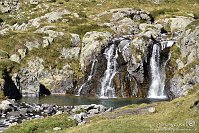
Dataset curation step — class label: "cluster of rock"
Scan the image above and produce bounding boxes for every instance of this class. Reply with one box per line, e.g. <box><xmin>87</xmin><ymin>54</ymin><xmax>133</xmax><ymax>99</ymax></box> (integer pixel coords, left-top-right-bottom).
<box><xmin>71</xmin><ymin>104</ymin><xmax>113</xmax><ymax>125</ymax></box>
<box><xmin>92</xmin><ymin>8</ymin><xmax>152</xmax><ymax>35</ymax></box>
<box><xmin>0</xmin><ymin>99</ymin><xmax>112</xmax><ymax>131</ymax></box>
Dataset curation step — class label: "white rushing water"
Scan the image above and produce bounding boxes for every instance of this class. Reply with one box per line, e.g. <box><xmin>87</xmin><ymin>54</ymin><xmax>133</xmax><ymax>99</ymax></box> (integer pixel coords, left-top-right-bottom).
<box><xmin>100</xmin><ymin>44</ymin><xmax>118</xmax><ymax>98</ymax></box>
<box><xmin>77</xmin><ymin>59</ymin><xmax>97</xmax><ymax>96</ymax></box>
<box><xmin>148</xmin><ymin>44</ymin><xmax>167</xmax><ymax>99</ymax></box>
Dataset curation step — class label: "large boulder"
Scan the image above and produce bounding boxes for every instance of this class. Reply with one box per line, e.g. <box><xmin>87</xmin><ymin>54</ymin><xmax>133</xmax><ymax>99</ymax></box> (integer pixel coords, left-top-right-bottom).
<box><xmin>70</xmin><ymin>33</ymin><xmax>81</xmax><ymax>47</ymax></box>
<box><xmin>180</xmin><ymin>27</ymin><xmax>199</xmax><ymax>65</ymax></box>
<box><xmin>17</xmin><ymin>57</ymin><xmax>45</xmax><ymax>96</ymax></box>
<box><xmin>80</xmin><ymin>31</ymin><xmax>112</xmax><ymax>71</ymax></box>
<box><xmin>0</xmin><ymin>100</ymin><xmax>15</xmax><ymax>113</ymax></box>
<box><xmin>111</xmin><ymin>17</ymin><xmax>139</xmax><ymax>35</ymax></box>
<box><xmin>24</xmin><ymin>41</ymin><xmax>41</xmax><ymax>51</ymax></box>
<box><xmin>60</xmin><ymin>47</ymin><xmax>80</xmax><ymax>60</ymax></box>
<box><xmin>9</xmin><ymin>54</ymin><xmax>20</xmax><ymax>63</ymax></box>
<box><xmin>160</xmin><ymin>16</ymin><xmax>193</xmax><ymax>33</ymax></box>
<box><xmin>42</xmin><ymin>9</ymin><xmax>71</xmax><ymax>23</ymax></box>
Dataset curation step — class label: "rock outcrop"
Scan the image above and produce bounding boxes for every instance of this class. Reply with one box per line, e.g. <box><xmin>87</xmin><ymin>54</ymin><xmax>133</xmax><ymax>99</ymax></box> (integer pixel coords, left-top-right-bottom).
<box><xmin>169</xmin><ymin>26</ymin><xmax>199</xmax><ymax>98</ymax></box>
<box><xmin>0</xmin><ymin>0</ymin><xmax>20</xmax><ymax>13</ymax></box>
<box><xmin>80</xmin><ymin>31</ymin><xmax>112</xmax><ymax>71</ymax></box>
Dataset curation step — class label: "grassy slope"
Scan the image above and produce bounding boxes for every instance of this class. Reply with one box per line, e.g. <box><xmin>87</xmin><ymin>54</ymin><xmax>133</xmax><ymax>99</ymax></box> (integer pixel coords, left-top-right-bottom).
<box><xmin>59</xmin><ymin>93</ymin><xmax>199</xmax><ymax>133</ymax></box>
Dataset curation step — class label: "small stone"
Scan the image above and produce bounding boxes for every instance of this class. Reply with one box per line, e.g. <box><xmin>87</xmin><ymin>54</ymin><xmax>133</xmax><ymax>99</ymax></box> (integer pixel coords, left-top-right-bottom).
<box><xmin>88</xmin><ymin>109</ymin><xmax>99</xmax><ymax>115</ymax></box>
<box><xmin>73</xmin><ymin>114</ymin><xmax>82</xmax><ymax>123</ymax></box>
<box><xmin>106</xmin><ymin>107</ymin><xmax>113</xmax><ymax>112</ymax></box>
<box><xmin>9</xmin><ymin>122</ymin><xmax>18</xmax><ymax>127</ymax></box>
<box><xmin>9</xmin><ymin>54</ymin><xmax>21</xmax><ymax>63</ymax></box>
<box><xmin>53</xmin><ymin>127</ymin><xmax>62</xmax><ymax>131</ymax></box>
<box><xmin>30</xmin><ymin>0</ymin><xmax>39</xmax><ymax>5</ymax></box>
<box><xmin>55</xmin><ymin>111</ymin><xmax>63</xmax><ymax>115</ymax></box>
<box><xmin>148</xmin><ymin>107</ymin><xmax>156</xmax><ymax>113</ymax></box>
<box><xmin>78</xmin><ymin>121</ymin><xmax>86</xmax><ymax>126</ymax></box>
<box><xmin>70</xmin><ymin>33</ymin><xmax>80</xmax><ymax>47</ymax></box>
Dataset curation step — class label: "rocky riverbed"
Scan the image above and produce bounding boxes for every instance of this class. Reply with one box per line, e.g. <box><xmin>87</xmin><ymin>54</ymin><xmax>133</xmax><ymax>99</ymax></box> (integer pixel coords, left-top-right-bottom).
<box><xmin>0</xmin><ymin>99</ymin><xmax>113</xmax><ymax>132</ymax></box>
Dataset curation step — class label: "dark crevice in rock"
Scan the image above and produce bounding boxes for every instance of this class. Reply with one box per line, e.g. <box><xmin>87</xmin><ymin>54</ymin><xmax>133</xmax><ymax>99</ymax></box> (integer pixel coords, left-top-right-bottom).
<box><xmin>39</xmin><ymin>84</ymin><xmax>51</xmax><ymax>96</ymax></box>
<box><xmin>2</xmin><ymin>70</ymin><xmax>22</xmax><ymax>100</ymax></box>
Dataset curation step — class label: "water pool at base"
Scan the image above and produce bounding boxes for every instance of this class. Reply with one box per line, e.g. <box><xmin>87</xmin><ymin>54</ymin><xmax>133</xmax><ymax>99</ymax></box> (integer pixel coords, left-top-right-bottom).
<box><xmin>18</xmin><ymin>95</ymin><xmax>168</xmax><ymax>109</ymax></box>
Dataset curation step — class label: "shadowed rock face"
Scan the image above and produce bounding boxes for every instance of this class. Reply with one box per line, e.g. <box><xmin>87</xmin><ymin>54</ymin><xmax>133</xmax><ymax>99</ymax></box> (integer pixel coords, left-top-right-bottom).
<box><xmin>2</xmin><ymin>70</ymin><xmax>22</xmax><ymax>100</ymax></box>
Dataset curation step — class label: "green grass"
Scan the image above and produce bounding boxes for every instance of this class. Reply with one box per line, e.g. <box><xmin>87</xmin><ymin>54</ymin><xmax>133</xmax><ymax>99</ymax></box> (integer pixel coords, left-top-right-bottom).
<box><xmin>0</xmin><ymin>31</ymin><xmax>43</xmax><ymax>55</ymax></box>
<box><xmin>57</xmin><ymin>93</ymin><xmax>199</xmax><ymax>133</ymax></box>
<box><xmin>3</xmin><ymin>114</ymin><xmax>77</xmax><ymax>133</ymax></box>
<box><xmin>69</xmin><ymin>23</ymin><xmax>112</xmax><ymax>38</ymax></box>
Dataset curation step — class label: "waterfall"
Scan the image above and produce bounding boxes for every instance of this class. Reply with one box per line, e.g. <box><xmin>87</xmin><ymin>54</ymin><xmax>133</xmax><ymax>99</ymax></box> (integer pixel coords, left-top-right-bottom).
<box><xmin>148</xmin><ymin>44</ymin><xmax>167</xmax><ymax>99</ymax></box>
<box><xmin>100</xmin><ymin>44</ymin><xmax>118</xmax><ymax>98</ymax></box>
<box><xmin>77</xmin><ymin>59</ymin><xmax>97</xmax><ymax>96</ymax></box>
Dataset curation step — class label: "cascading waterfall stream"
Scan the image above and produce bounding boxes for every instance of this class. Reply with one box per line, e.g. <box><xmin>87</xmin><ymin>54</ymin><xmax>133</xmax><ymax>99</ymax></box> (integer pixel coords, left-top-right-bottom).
<box><xmin>100</xmin><ymin>44</ymin><xmax>118</xmax><ymax>98</ymax></box>
<box><xmin>77</xmin><ymin>59</ymin><xmax>97</xmax><ymax>96</ymax></box>
<box><xmin>148</xmin><ymin>44</ymin><xmax>167</xmax><ymax>99</ymax></box>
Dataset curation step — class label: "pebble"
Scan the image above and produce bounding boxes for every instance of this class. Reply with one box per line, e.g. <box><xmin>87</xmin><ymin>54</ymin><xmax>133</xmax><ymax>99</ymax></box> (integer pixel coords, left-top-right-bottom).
<box><xmin>53</xmin><ymin>127</ymin><xmax>62</xmax><ymax>131</ymax></box>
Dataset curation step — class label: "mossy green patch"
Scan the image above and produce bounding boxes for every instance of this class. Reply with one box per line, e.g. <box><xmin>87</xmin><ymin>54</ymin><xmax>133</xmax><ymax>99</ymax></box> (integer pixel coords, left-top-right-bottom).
<box><xmin>169</xmin><ymin>44</ymin><xmax>181</xmax><ymax>70</ymax></box>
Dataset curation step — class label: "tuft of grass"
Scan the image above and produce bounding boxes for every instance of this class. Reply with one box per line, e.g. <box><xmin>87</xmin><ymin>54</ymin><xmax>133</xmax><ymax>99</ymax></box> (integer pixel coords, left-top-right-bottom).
<box><xmin>69</xmin><ymin>23</ymin><xmax>112</xmax><ymax>38</ymax></box>
<box><xmin>150</xmin><ymin>8</ymin><xmax>179</xmax><ymax>19</ymax></box>
<box><xmin>0</xmin><ymin>90</ymin><xmax>6</xmax><ymax>101</ymax></box>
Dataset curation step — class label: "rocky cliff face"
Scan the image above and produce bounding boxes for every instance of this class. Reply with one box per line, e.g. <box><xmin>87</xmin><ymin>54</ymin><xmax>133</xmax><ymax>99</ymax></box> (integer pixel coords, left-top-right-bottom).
<box><xmin>0</xmin><ymin>0</ymin><xmax>198</xmax><ymax>99</ymax></box>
